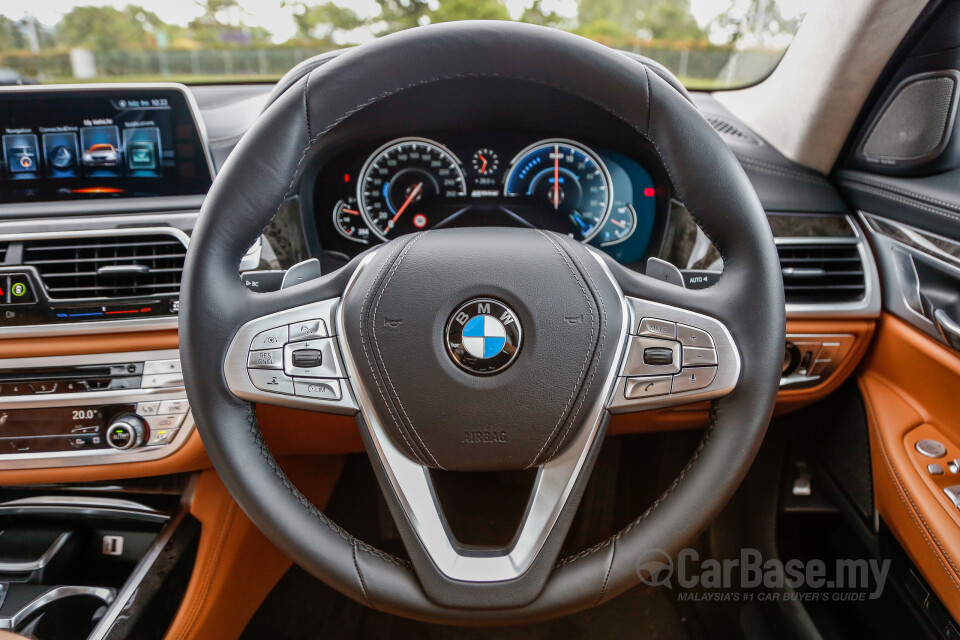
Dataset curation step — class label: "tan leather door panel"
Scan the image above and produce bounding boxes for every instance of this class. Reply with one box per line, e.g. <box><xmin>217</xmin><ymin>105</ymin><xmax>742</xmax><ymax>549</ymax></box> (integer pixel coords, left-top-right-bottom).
<box><xmin>860</xmin><ymin>313</ymin><xmax>960</xmax><ymax>620</ymax></box>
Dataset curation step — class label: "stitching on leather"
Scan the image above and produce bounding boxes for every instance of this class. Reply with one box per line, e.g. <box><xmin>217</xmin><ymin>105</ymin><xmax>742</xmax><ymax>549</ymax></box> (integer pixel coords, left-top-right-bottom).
<box><xmin>170</xmin><ymin>497</ymin><xmax>237</xmax><ymax>640</ymax></box>
<box><xmin>842</xmin><ymin>173</ymin><xmax>960</xmax><ymax>214</ymax></box>
<box><xmin>352</xmin><ymin>540</ymin><xmax>373</xmax><ymax>606</ymax></box>
<box><xmin>862</xmin><ymin>381</ymin><xmax>960</xmax><ymax>590</ymax></box>
<box><xmin>356</xmin><ymin>237</ymin><xmax>430</xmax><ymax>465</ymax></box>
<box><xmin>643</xmin><ymin>65</ymin><xmax>652</xmax><ymax>136</ymax></box>
<box><xmin>527</xmin><ymin>231</ymin><xmax>598</xmax><ymax>468</ymax></box>
<box><xmin>734</xmin><ymin>155</ymin><xmax>831</xmax><ymax>186</ymax></box>
<box><xmin>595</xmin><ymin>537</ymin><xmax>616</xmax><ymax>606</ymax></box>
<box><xmin>840</xmin><ymin>180</ymin><xmax>960</xmax><ymax>225</ymax></box>
<box><xmin>303</xmin><ymin>73</ymin><xmax>312</xmax><ymax>139</ymax></box>
<box><xmin>546</xmin><ymin>235</ymin><xmax>608</xmax><ymax>459</ymax></box>
<box><xmin>556</xmin><ymin>403</ymin><xmax>718</xmax><ymax>566</ymax></box>
<box><xmin>243</xmin><ymin>403</ymin><xmax>411</xmax><ymax>569</ymax></box>
<box><xmin>370</xmin><ymin>231</ymin><xmax>444</xmax><ymax>468</ymax></box>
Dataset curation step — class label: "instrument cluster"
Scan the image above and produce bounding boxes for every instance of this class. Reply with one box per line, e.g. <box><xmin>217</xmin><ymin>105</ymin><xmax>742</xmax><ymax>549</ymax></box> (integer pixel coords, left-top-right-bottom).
<box><xmin>309</xmin><ymin>133</ymin><xmax>668</xmax><ymax>268</ymax></box>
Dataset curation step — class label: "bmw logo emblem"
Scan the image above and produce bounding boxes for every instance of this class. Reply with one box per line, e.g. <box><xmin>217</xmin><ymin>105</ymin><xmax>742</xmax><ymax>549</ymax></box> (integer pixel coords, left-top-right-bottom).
<box><xmin>446</xmin><ymin>298</ymin><xmax>522</xmax><ymax>375</ymax></box>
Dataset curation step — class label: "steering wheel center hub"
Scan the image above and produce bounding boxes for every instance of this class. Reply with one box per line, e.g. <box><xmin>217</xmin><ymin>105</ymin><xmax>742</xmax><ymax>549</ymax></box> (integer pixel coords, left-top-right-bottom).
<box><xmin>340</xmin><ymin>227</ymin><xmax>624</xmax><ymax>472</ymax></box>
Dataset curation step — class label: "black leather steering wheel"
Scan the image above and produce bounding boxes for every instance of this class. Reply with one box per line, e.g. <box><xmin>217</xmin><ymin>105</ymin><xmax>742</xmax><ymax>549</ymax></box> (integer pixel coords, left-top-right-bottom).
<box><xmin>181</xmin><ymin>21</ymin><xmax>784</xmax><ymax>625</ymax></box>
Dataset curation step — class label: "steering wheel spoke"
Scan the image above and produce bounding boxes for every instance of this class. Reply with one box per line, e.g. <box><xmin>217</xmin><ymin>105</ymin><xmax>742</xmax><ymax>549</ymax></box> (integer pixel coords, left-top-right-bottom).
<box><xmin>223</xmin><ymin>296</ymin><xmax>359</xmax><ymax>414</ymax></box>
<box><xmin>607</xmin><ymin>295</ymin><xmax>741</xmax><ymax>413</ymax></box>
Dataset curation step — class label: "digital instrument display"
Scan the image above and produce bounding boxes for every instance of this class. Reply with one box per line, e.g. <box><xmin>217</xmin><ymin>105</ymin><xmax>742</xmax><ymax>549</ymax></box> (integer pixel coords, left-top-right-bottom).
<box><xmin>0</xmin><ymin>85</ymin><xmax>213</xmax><ymax>203</ymax></box>
<box><xmin>314</xmin><ymin>132</ymin><xmax>664</xmax><ymax>267</ymax></box>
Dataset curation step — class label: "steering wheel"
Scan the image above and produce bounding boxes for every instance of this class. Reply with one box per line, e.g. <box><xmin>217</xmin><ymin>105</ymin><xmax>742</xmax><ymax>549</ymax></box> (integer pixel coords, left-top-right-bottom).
<box><xmin>181</xmin><ymin>21</ymin><xmax>784</xmax><ymax>625</ymax></box>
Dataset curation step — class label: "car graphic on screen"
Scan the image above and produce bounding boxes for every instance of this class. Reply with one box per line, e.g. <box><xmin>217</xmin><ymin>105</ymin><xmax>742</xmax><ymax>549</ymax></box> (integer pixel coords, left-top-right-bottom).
<box><xmin>81</xmin><ymin>143</ymin><xmax>120</xmax><ymax>167</ymax></box>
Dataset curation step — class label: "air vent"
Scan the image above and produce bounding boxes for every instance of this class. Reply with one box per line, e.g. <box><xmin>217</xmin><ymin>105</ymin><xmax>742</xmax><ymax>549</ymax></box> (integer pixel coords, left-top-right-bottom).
<box><xmin>707</xmin><ymin>116</ymin><xmax>760</xmax><ymax>144</ymax></box>
<box><xmin>778</xmin><ymin>243</ymin><xmax>866</xmax><ymax>304</ymax></box>
<box><xmin>22</xmin><ymin>233</ymin><xmax>186</xmax><ymax>300</ymax></box>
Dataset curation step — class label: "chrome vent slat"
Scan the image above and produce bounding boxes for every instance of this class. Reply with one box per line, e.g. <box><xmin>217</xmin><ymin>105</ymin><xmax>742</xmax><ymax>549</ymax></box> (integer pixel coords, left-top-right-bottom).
<box><xmin>26</xmin><ymin>253</ymin><xmax>185</xmax><ymax>266</ymax></box>
<box><xmin>777</xmin><ymin>243</ymin><xmax>866</xmax><ymax>304</ymax></box>
<box><xmin>23</xmin><ymin>233</ymin><xmax>186</xmax><ymax>300</ymax></box>
<box><xmin>23</xmin><ymin>240</ymin><xmax>180</xmax><ymax>252</ymax></box>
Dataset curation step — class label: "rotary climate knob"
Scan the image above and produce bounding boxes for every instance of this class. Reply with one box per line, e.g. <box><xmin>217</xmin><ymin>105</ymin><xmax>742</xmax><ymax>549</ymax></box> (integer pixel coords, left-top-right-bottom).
<box><xmin>106</xmin><ymin>414</ymin><xmax>146</xmax><ymax>450</ymax></box>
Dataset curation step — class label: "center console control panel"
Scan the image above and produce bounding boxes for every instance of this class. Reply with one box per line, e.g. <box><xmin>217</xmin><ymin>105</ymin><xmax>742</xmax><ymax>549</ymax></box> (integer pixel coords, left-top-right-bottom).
<box><xmin>0</xmin><ymin>350</ymin><xmax>193</xmax><ymax>468</ymax></box>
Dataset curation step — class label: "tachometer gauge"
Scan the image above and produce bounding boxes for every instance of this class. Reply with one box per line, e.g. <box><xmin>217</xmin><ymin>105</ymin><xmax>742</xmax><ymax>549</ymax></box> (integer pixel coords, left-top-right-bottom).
<box><xmin>333</xmin><ymin>197</ymin><xmax>372</xmax><ymax>244</ymax></box>
<box><xmin>595</xmin><ymin>203</ymin><xmax>637</xmax><ymax>246</ymax></box>
<box><xmin>503</xmin><ymin>139</ymin><xmax>612</xmax><ymax>242</ymax></box>
<box><xmin>358</xmin><ymin>137</ymin><xmax>466</xmax><ymax>241</ymax></box>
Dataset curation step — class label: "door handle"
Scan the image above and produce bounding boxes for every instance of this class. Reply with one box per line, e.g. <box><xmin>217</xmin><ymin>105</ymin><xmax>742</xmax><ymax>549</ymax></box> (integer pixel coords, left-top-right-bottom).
<box><xmin>934</xmin><ymin>308</ymin><xmax>960</xmax><ymax>352</ymax></box>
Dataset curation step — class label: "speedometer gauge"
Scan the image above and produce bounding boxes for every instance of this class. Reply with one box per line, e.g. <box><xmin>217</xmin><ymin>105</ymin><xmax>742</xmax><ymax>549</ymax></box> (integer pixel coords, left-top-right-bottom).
<box><xmin>503</xmin><ymin>139</ymin><xmax>613</xmax><ymax>242</ymax></box>
<box><xmin>358</xmin><ymin>137</ymin><xmax>466</xmax><ymax>241</ymax></box>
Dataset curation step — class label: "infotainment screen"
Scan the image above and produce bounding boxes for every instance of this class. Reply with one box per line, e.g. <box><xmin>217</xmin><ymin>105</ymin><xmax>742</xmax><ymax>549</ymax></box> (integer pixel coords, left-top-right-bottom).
<box><xmin>0</xmin><ymin>85</ymin><xmax>213</xmax><ymax>203</ymax></box>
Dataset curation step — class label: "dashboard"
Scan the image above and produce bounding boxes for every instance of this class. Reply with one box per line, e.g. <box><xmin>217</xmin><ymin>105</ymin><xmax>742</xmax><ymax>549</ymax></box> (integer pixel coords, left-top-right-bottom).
<box><xmin>0</xmin><ymin>79</ymin><xmax>881</xmax><ymax>476</ymax></box>
<box><xmin>308</xmin><ymin>133</ymin><xmax>669</xmax><ymax>269</ymax></box>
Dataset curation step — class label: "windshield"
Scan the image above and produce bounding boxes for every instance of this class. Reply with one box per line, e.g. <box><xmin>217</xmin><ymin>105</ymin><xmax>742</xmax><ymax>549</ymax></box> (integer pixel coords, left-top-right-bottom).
<box><xmin>0</xmin><ymin>0</ymin><xmax>805</xmax><ymax>89</ymax></box>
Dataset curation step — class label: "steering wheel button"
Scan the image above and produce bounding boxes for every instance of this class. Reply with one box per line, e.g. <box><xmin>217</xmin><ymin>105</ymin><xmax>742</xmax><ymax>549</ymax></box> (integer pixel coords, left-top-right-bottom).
<box><xmin>248</xmin><ymin>369</ymin><xmax>294</xmax><ymax>395</ymax></box>
<box><xmin>294</xmin><ymin>378</ymin><xmax>342</xmax><ymax>401</ymax></box>
<box><xmin>637</xmin><ymin>318</ymin><xmax>676</xmax><ymax>339</ymax></box>
<box><xmin>642</xmin><ymin>347</ymin><xmax>674</xmax><ymax>366</ymax></box>
<box><xmin>672</xmin><ymin>366</ymin><xmax>717</xmax><ymax>393</ymax></box>
<box><xmin>624</xmin><ymin>376</ymin><xmax>672</xmax><ymax>399</ymax></box>
<box><xmin>621</xmin><ymin>336</ymin><xmax>680</xmax><ymax>376</ymax></box>
<box><xmin>288</xmin><ymin>319</ymin><xmax>327</xmax><ymax>341</ymax></box>
<box><xmin>283</xmin><ymin>338</ymin><xmax>344</xmax><ymax>378</ymax></box>
<box><xmin>248</xmin><ymin>349</ymin><xmax>283</xmax><ymax>369</ymax></box>
<box><xmin>251</xmin><ymin>326</ymin><xmax>288</xmax><ymax>350</ymax></box>
<box><xmin>291</xmin><ymin>349</ymin><xmax>323</xmax><ymax>368</ymax></box>
<box><xmin>677</xmin><ymin>324</ymin><xmax>714</xmax><ymax>348</ymax></box>
<box><xmin>681</xmin><ymin>346</ymin><xmax>718</xmax><ymax>367</ymax></box>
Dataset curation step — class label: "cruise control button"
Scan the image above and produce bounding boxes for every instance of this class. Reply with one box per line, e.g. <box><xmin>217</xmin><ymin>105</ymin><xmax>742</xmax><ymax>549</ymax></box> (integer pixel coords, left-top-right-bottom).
<box><xmin>624</xmin><ymin>376</ymin><xmax>672</xmax><ymax>399</ymax></box>
<box><xmin>622</xmin><ymin>336</ymin><xmax>681</xmax><ymax>376</ymax></box>
<box><xmin>158</xmin><ymin>399</ymin><xmax>189</xmax><ymax>415</ymax></box>
<box><xmin>294</xmin><ymin>378</ymin><xmax>342</xmax><ymax>400</ymax></box>
<box><xmin>251</xmin><ymin>326</ymin><xmax>288</xmax><ymax>351</ymax></box>
<box><xmin>288</xmin><ymin>319</ymin><xmax>328</xmax><ymax>342</ymax></box>
<box><xmin>682</xmin><ymin>346</ymin><xmax>717</xmax><ymax>367</ymax></box>
<box><xmin>916</xmin><ymin>439</ymin><xmax>947</xmax><ymax>458</ymax></box>
<box><xmin>291</xmin><ymin>349</ymin><xmax>322</xmax><ymax>368</ymax></box>
<box><xmin>677</xmin><ymin>324</ymin><xmax>714</xmax><ymax>348</ymax></box>
<box><xmin>637</xmin><ymin>318</ymin><xmax>676</xmax><ymax>340</ymax></box>
<box><xmin>248</xmin><ymin>369</ymin><xmax>294</xmax><ymax>395</ymax></box>
<box><xmin>283</xmin><ymin>339</ymin><xmax>344</xmax><ymax>378</ymax></box>
<box><xmin>672</xmin><ymin>366</ymin><xmax>717</xmax><ymax>393</ymax></box>
<box><xmin>247</xmin><ymin>349</ymin><xmax>283</xmax><ymax>369</ymax></box>
<box><xmin>643</xmin><ymin>347</ymin><xmax>674</xmax><ymax>366</ymax></box>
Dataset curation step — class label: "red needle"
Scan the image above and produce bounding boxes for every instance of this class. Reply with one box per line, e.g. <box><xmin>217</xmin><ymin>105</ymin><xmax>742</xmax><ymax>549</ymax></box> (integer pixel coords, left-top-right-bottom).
<box><xmin>479</xmin><ymin>154</ymin><xmax>488</xmax><ymax>173</ymax></box>
<box><xmin>552</xmin><ymin>145</ymin><xmax>560</xmax><ymax>210</ymax></box>
<box><xmin>392</xmin><ymin>182</ymin><xmax>423</xmax><ymax>225</ymax></box>
<box><xmin>342</xmin><ymin>208</ymin><xmax>360</xmax><ymax>215</ymax></box>
<box><xmin>610</xmin><ymin>218</ymin><xmax>626</xmax><ymax>229</ymax></box>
